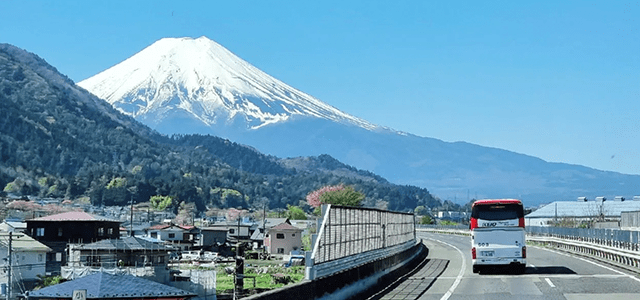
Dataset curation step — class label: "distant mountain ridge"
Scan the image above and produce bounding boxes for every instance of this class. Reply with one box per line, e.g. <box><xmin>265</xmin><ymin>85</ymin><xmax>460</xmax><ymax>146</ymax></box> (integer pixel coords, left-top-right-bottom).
<box><xmin>78</xmin><ymin>37</ymin><xmax>640</xmax><ymax>205</ymax></box>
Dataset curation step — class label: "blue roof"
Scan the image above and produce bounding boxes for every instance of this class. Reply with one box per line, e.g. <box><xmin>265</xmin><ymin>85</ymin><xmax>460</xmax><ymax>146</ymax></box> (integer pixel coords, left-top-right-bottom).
<box><xmin>26</xmin><ymin>272</ymin><xmax>195</xmax><ymax>299</ymax></box>
<box><xmin>526</xmin><ymin>200</ymin><xmax>640</xmax><ymax>218</ymax></box>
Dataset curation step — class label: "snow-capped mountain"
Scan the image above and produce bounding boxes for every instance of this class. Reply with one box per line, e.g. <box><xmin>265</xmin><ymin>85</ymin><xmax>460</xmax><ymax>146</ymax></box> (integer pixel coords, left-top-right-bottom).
<box><xmin>78</xmin><ymin>36</ymin><xmax>377</xmax><ymax>132</ymax></box>
<box><xmin>79</xmin><ymin>36</ymin><xmax>640</xmax><ymax>205</ymax></box>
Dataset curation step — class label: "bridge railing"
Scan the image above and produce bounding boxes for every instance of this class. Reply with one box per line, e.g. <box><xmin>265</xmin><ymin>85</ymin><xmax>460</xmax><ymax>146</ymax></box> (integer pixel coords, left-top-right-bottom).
<box><xmin>307</xmin><ymin>205</ymin><xmax>416</xmax><ymax>279</ymax></box>
<box><xmin>526</xmin><ymin>226</ymin><xmax>640</xmax><ymax>251</ymax></box>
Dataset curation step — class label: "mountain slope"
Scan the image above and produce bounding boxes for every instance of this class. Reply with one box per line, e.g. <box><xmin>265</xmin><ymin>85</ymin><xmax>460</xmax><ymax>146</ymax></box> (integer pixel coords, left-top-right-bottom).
<box><xmin>78</xmin><ymin>37</ymin><xmax>640</xmax><ymax>205</ymax></box>
<box><xmin>0</xmin><ymin>43</ymin><xmax>438</xmax><ymax>211</ymax></box>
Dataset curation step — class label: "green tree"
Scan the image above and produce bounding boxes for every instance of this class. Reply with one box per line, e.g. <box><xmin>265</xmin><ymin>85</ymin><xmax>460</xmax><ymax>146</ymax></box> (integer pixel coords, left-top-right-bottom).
<box><xmin>414</xmin><ymin>206</ymin><xmax>428</xmax><ymax>216</ymax></box>
<box><xmin>150</xmin><ymin>195</ymin><xmax>173</xmax><ymax>211</ymax></box>
<box><xmin>285</xmin><ymin>205</ymin><xmax>307</xmax><ymax>220</ymax></box>
<box><xmin>106</xmin><ymin>177</ymin><xmax>127</xmax><ymax>189</ymax></box>
<box><xmin>35</xmin><ymin>275</ymin><xmax>66</xmax><ymax>289</ymax></box>
<box><xmin>420</xmin><ymin>215</ymin><xmax>434</xmax><ymax>225</ymax></box>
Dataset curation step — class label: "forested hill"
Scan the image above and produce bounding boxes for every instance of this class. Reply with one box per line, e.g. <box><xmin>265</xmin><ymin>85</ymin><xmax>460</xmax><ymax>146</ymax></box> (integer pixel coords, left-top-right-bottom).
<box><xmin>0</xmin><ymin>43</ymin><xmax>440</xmax><ymax>212</ymax></box>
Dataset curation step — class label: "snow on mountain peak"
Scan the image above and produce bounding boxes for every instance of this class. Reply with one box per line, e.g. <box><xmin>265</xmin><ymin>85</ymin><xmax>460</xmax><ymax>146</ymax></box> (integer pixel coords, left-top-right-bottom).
<box><xmin>78</xmin><ymin>36</ymin><xmax>377</xmax><ymax>131</ymax></box>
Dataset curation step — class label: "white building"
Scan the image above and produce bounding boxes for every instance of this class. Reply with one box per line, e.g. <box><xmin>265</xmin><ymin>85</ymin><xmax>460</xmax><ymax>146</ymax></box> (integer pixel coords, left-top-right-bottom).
<box><xmin>0</xmin><ymin>232</ymin><xmax>51</xmax><ymax>296</ymax></box>
<box><xmin>525</xmin><ymin>198</ymin><xmax>640</xmax><ymax>227</ymax></box>
<box><xmin>265</xmin><ymin>222</ymin><xmax>303</xmax><ymax>255</ymax></box>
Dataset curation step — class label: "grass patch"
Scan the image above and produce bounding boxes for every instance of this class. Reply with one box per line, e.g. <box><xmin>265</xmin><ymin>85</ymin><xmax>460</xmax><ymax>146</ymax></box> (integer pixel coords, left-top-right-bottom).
<box><xmin>216</xmin><ymin>263</ymin><xmax>305</xmax><ymax>295</ymax></box>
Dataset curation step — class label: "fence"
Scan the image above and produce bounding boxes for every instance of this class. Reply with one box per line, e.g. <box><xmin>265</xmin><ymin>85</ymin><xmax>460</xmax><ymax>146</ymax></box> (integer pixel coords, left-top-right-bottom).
<box><xmin>526</xmin><ymin>226</ymin><xmax>640</xmax><ymax>251</ymax></box>
<box><xmin>308</xmin><ymin>205</ymin><xmax>416</xmax><ymax>279</ymax></box>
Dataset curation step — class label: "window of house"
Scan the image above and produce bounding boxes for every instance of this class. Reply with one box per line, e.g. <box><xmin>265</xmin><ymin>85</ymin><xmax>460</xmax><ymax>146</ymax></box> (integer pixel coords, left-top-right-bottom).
<box><xmin>276</xmin><ymin>233</ymin><xmax>285</xmax><ymax>239</ymax></box>
<box><xmin>38</xmin><ymin>254</ymin><xmax>43</xmax><ymax>262</ymax></box>
<box><xmin>56</xmin><ymin>253</ymin><xmax>62</xmax><ymax>262</ymax></box>
<box><xmin>98</xmin><ymin>227</ymin><xmax>104</xmax><ymax>236</ymax></box>
<box><xmin>58</xmin><ymin>228</ymin><xmax>63</xmax><ymax>237</ymax></box>
<box><xmin>292</xmin><ymin>233</ymin><xmax>296</xmax><ymax>237</ymax></box>
<box><xmin>151</xmin><ymin>232</ymin><xmax>157</xmax><ymax>238</ymax></box>
<box><xmin>108</xmin><ymin>228</ymin><xmax>113</xmax><ymax>235</ymax></box>
<box><xmin>277</xmin><ymin>248</ymin><xmax>285</xmax><ymax>254</ymax></box>
<box><xmin>36</xmin><ymin>228</ymin><xmax>45</xmax><ymax>237</ymax></box>
<box><xmin>168</xmin><ymin>233</ymin><xmax>176</xmax><ymax>239</ymax></box>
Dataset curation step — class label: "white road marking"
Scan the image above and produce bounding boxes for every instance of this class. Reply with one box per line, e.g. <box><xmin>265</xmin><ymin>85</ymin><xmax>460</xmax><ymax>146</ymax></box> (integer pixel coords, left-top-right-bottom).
<box><xmin>545</xmin><ymin>277</ymin><xmax>555</xmax><ymax>287</ymax></box>
<box><xmin>531</xmin><ymin>245</ymin><xmax>640</xmax><ymax>284</ymax></box>
<box><xmin>424</xmin><ymin>237</ymin><xmax>466</xmax><ymax>300</ymax></box>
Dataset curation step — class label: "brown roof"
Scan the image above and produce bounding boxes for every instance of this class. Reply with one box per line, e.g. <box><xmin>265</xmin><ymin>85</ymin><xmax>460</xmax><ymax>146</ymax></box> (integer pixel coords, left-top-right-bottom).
<box><xmin>270</xmin><ymin>222</ymin><xmax>302</xmax><ymax>231</ymax></box>
<box><xmin>148</xmin><ymin>223</ymin><xmax>193</xmax><ymax>231</ymax></box>
<box><xmin>29</xmin><ymin>211</ymin><xmax>118</xmax><ymax>222</ymax></box>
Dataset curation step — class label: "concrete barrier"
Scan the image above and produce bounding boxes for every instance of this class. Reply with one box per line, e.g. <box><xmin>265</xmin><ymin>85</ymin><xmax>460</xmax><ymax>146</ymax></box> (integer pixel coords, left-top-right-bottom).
<box><xmin>242</xmin><ymin>241</ymin><xmax>426</xmax><ymax>300</ymax></box>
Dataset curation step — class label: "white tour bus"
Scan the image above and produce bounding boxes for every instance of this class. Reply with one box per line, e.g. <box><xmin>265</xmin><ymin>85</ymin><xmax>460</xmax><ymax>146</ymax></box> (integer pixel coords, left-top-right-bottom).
<box><xmin>470</xmin><ymin>199</ymin><xmax>526</xmax><ymax>274</ymax></box>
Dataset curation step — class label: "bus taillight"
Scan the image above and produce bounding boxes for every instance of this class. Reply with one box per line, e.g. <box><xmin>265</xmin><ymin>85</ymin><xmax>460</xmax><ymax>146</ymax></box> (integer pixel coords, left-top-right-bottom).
<box><xmin>470</xmin><ymin>217</ymin><xmax>478</xmax><ymax>230</ymax></box>
<box><xmin>471</xmin><ymin>247</ymin><xmax>477</xmax><ymax>259</ymax></box>
<box><xmin>519</xmin><ymin>217</ymin><xmax>525</xmax><ymax>228</ymax></box>
<box><xmin>522</xmin><ymin>246</ymin><xmax>526</xmax><ymax>258</ymax></box>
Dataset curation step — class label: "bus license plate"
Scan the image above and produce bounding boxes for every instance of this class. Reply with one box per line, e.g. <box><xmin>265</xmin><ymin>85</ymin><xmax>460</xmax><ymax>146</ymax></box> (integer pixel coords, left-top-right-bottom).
<box><xmin>481</xmin><ymin>251</ymin><xmax>494</xmax><ymax>257</ymax></box>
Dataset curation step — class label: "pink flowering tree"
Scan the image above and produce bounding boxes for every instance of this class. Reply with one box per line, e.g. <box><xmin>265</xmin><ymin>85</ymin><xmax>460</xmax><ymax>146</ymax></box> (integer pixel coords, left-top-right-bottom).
<box><xmin>306</xmin><ymin>185</ymin><xmax>365</xmax><ymax>215</ymax></box>
<box><xmin>226</xmin><ymin>207</ymin><xmax>245</xmax><ymax>221</ymax></box>
<box><xmin>306</xmin><ymin>185</ymin><xmax>345</xmax><ymax>208</ymax></box>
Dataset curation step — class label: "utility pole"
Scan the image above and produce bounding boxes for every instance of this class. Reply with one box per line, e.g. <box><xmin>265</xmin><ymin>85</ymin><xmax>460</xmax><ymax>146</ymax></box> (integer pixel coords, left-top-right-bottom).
<box><xmin>6</xmin><ymin>232</ymin><xmax>12</xmax><ymax>300</ymax></box>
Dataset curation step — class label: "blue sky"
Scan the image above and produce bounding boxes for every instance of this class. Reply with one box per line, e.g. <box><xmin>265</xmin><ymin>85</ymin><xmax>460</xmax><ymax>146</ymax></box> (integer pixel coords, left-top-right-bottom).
<box><xmin>2</xmin><ymin>1</ymin><xmax>639</xmax><ymax>175</ymax></box>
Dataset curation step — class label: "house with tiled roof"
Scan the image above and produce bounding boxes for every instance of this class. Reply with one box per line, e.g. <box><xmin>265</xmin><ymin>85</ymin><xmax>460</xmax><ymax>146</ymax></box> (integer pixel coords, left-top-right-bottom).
<box><xmin>26</xmin><ymin>211</ymin><xmax>120</xmax><ymax>275</ymax></box>
<box><xmin>250</xmin><ymin>218</ymin><xmax>291</xmax><ymax>250</ymax></box>
<box><xmin>24</xmin><ymin>272</ymin><xmax>196</xmax><ymax>300</ymax></box>
<box><xmin>146</xmin><ymin>223</ymin><xmax>198</xmax><ymax>250</ymax></box>
<box><xmin>0</xmin><ymin>232</ymin><xmax>51</xmax><ymax>296</ymax></box>
<box><xmin>264</xmin><ymin>222</ymin><xmax>303</xmax><ymax>255</ymax></box>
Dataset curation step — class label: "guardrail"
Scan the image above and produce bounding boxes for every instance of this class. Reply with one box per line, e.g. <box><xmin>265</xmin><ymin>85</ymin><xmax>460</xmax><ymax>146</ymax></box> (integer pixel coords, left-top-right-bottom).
<box><xmin>527</xmin><ymin>236</ymin><xmax>640</xmax><ymax>271</ymax></box>
<box><xmin>307</xmin><ymin>205</ymin><xmax>416</xmax><ymax>280</ymax></box>
<box><xmin>527</xmin><ymin>226</ymin><xmax>640</xmax><ymax>252</ymax></box>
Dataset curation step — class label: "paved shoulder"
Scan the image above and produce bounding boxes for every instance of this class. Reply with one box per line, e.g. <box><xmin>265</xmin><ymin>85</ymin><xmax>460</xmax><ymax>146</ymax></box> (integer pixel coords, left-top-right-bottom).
<box><xmin>375</xmin><ymin>258</ymin><xmax>449</xmax><ymax>300</ymax></box>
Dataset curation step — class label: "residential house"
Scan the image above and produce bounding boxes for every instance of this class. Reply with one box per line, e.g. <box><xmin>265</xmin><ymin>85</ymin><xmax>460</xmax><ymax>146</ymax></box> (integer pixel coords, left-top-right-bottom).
<box><xmin>146</xmin><ymin>223</ymin><xmax>198</xmax><ymax>250</ymax></box>
<box><xmin>264</xmin><ymin>222</ymin><xmax>303</xmax><ymax>255</ymax></box>
<box><xmin>251</xmin><ymin>218</ymin><xmax>290</xmax><ymax>250</ymax></box>
<box><xmin>0</xmin><ymin>220</ymin><xmax>27</xmax><ymax>233</ymax></box>
<box><xmin>118</xmin><ymin>222</ymin><xmax>152</xmax><ymax>237</ymax></box>
<box><xmin>206</xmin><ymin>222</ymin><xmax>251</xmax><ymax>242</ymax></box>
<box><xmin>197</xmin><ymin>227</ymin><xmax>228</xmax><ymax>249</ymax></box>
<box><xmin>0</xmin><ymin>232</ymin><xmax>51</xmax><ymax>297</ymax></box>
<box><xmin>26</xmin><ymin>211</ymin><xmax>120</xmax><ymax>275</ymax></box>
<box><xmin>24</xmin><ymin>272</ymin><xmax>196</xmax><ymax>300</ymax></box>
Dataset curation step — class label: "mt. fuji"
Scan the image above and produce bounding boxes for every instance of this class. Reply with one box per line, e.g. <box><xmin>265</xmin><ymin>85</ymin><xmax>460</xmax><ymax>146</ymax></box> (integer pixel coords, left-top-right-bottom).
<box><xmin>79</xmin><ymin>36</ymin><xmax>640</xmax><ymax>205</ymax></box>
<box><xmin>78</xmin><ymin>36</ymin><xmax>378</xmax><ymax>133</ymax></box>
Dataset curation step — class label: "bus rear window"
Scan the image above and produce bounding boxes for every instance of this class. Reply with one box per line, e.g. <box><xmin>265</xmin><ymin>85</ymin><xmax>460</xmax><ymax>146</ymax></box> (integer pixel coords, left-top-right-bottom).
<box><xmin>472</xmin><ymin>203</ymin><xmax>524</xmax><ymax>220</ymax></box>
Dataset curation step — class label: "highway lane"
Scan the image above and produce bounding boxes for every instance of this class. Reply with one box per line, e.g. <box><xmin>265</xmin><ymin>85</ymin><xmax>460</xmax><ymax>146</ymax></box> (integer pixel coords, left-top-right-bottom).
<box><xmin>415</xmin><ymin>231</ymin><xmax>640</xmax><ymax>300</ymax></box>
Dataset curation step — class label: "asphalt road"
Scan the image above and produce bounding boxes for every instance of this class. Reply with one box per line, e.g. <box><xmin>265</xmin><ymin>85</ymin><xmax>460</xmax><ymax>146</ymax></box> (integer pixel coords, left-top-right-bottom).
<box><xmin>409</xmin><ymin>231</ymin><xmax>640</xmax><ymax>300</ymax></box>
